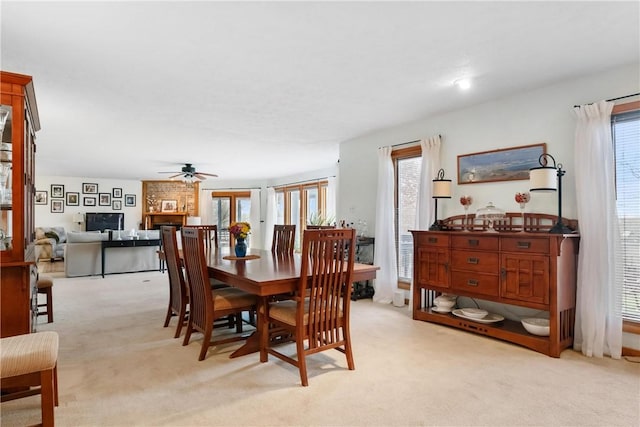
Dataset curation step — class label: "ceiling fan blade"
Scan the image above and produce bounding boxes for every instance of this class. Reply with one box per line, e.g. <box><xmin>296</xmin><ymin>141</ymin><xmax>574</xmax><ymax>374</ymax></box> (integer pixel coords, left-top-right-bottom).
<box><xmin>195</xmin><ymin>172</ymin><xmax>218</xmax><ymax>178</ymax></box>
<box><xmin>168</xmin><ymin>173</ymin><xmax>183</xmax><ymax>179</ymax></box>
<box><xmin>158</xmin><ymin>171</ymin><xmax>181</xmax><ymax>174</ymax></box>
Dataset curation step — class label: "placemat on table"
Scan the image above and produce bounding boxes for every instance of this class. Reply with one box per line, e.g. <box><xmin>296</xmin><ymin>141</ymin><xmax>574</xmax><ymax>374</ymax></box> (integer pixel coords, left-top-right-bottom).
<box><xmin>223</xmin><ymin>254</ymin><xmax>261</xmax><ymax>260</ymax></box>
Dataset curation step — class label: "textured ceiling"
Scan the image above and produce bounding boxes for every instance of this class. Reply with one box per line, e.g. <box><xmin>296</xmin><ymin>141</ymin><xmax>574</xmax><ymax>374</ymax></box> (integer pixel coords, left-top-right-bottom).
<box><xmin>1</xmin><ymin>1</ymin><xmax>638</xmax><ymax>181</ymax></box>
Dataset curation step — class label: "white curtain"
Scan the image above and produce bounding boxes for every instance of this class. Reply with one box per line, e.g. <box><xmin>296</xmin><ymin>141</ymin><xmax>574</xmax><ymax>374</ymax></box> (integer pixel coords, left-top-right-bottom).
<box><xmin>373</xmin><ymin>147</ymin><xmax>398</xmax><ymax>304</ymax></box>
<box><xmin>409</xmin><ymin>135</ymin><xmax>442</xmax><ymax>309</ymax></box>
<box><xmin>573</xmin><ymin>100</ymin><xmax>622</xmax><ymax>359</ymax></box>
<box><xmin>249</xmin><ymin>189</ymin><xmax>262</xmax><ymax>249</ymax></box>
<box><xmin>264</xmin><ymin>187</ymin><xmax>276</xmax><ymax>250</ymax></box>
<box><xmin>326</xmin><ymin>176</ymin><xmax>337</xmax><ymax>224</ymax></box>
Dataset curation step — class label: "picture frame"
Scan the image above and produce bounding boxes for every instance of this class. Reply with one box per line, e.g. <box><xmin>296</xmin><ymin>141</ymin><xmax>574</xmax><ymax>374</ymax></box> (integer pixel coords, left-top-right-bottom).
<box><xmin>83</xmin><ymin>197</ymin><xmax>96</xmax><ymax>207</ymax></box>
<box><xmin>457</xmin><ymin>143</ymin><xmax>546</xmax><ymax>184</ymax></box>
<box><xmin>51</xmin><ymin>199</ymin><xmax>64</xmax><ymax>213</ymax></box>
<box><xmin>66</xmin><ymin>192</ymin><xmax>80</xmax><ymax>206</ymax></box>
<box><xmin>124</xmin><ymin>194</ymin><xmax>136</xmax><ymax>207</ymax></box>
<box><xmin>112</xmin><ymin>187</ymin><xmax>122</xmax><ymax>198</ymax></box>
<box><xmin>51</xmin><ymin>184</ymin><xmax>64</xmax><ymax>199</ymax></box>
<box><xmin>161</xmin><ymin>199</ymin><xmax>178</xmax><ymax>212</ymax></box>
<box><xmin>112</xmin><ymin>200</ymin><xmax>122</xmax><ymax>210</ymax></box>
<box><xmin>99</xmin><ymin>193</ymin><xmax>111</xmax><ymax>206</ymax></box>
<box><xmin>82</xmin><ymin>183</ymin><xmax>98</xmax><ymax>194</ymax></box>
<box><xmin>35</xmin><ymin>190</ymin><xmax>48</xmax><ymax>205</ymax></box>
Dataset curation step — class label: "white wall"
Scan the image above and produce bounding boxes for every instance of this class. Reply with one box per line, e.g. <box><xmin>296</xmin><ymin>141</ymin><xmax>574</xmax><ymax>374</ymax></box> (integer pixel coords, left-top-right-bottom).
<box><xmin>338</xmin><ymin>63</ymin><xmax>640</xmax><ymax>232</ymax></box>
<box><xmin>35</xmin><ymin>176</ymin><xmax>142</xmax><ymax>231</ymax></box>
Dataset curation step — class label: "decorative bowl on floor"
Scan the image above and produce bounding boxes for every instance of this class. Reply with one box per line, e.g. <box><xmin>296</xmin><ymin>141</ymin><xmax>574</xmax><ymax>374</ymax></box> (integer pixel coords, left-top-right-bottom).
<box><xmin>521</xmin><ymin>318</ymin><xmax>550</xmax><ymax>336</ymax></box>
<box><xmin>460</xmin><ymin>308</ymin><xmax>488</xmax><ymax>319</ymax></box>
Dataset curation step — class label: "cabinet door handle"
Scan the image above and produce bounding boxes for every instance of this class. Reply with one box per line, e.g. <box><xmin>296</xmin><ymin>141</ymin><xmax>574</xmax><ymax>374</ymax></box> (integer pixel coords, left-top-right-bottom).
<box><xmin>444</xmin><ymin>262</ymin><xmax>449</xmax><ymax>272</ymax></box>
<box><xmin>501</xmin><ymin>268</ymin><xmax>506</xmax><ymax>279</ymax></box>
<box><xmin>428</xmin><ymin>237</ymin><xmax>438</xmax><ymax>244</ymax></box>
<box><xmin>517</xmin><ymin>241</ymin><xmax>531</xmax><ymax>249</ymax></box>
<box><xmin>467</xmin><ymin>257</ymin><xmax>479</xmax><ymax>265</ymax></box>
<box><xmin>467</xmin><ymin>279</ymin><xmax>479</xmax><ymax>287</ymax></box>
<box><xmin>468</xmin><ymin>239</ymin><xmax>479</xmax><ymax>247</ymax></box>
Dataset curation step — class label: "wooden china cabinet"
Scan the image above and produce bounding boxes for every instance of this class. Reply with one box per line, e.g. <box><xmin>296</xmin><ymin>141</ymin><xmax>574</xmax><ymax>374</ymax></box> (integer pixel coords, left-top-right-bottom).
<box><xmin>411</xmin><ymin>213</ymin><xmax>579</xmax><ymax>357</ymax></box>
<box><xmin>0</xmin><ymin>71</ymin><xmax>41</xmax><ymax>338</ymax></box>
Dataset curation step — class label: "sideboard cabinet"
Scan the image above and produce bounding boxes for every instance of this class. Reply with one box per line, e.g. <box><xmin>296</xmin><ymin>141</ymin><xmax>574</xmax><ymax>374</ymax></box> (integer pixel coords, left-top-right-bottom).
<box><xmin>411</xmin><ymin>228</ymin><xmax>579</xmax><ymax>357</ymax></box>
<box><xmin>0</xmin><ymin>71</ymin><xmax>41</xmax><ymax>338</ymax></box>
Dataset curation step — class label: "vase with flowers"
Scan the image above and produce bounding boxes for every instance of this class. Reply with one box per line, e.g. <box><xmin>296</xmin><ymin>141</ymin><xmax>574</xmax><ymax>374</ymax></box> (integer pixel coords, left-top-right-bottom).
<box><xmin>515</xmin><ymin>192</ymin><xmax>530</xmax><ymax>232</ymax></box>
<box><xmin>229</xmin><ymin>221</ymin><xmax>251</xmax><ymax>257</ymax></box>
<box><xmin>459</xmin><ymin>195</ymin><xmax>473</xmax><ymax>231</ymax></box>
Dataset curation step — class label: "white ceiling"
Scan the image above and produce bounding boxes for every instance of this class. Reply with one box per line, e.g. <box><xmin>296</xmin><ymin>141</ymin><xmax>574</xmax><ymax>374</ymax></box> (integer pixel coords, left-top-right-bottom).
<box><xmin>2</xmin><ymin>1</ymin><xmax>639</xmax><ymax>182</ymax></box>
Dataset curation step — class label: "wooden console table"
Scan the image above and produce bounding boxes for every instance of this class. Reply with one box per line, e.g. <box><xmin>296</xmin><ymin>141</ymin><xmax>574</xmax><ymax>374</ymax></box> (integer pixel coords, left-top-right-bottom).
<box><xmin>101</xmin><ymin>238</ymin><xmax>161</xmax><ymax>277</ymax></box>
<box><xmin>411</xmin><ymin>213</ymin><xmax>579</xmax><ymax>357</ymax></box>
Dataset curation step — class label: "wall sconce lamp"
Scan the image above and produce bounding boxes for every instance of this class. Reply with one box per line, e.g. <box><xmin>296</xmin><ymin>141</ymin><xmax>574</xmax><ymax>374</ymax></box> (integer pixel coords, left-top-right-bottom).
<box><xmin>429</xmin><ymin>168</ymin><xmax>452</xmax><ymax>231</ymax></box>
<box><xmin>529</xmin><ymin>153</ymin><xmax>572</xmax><ymax>234</ymax></box>
<box><xmin>72</xmin><ymin>212</ymin><xmax>84</xmax><ymax>232</ymax></box>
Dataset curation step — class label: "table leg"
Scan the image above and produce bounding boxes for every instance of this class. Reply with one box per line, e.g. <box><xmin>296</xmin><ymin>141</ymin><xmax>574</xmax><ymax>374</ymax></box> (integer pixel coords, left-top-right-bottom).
<box><xmin>229</xmin><ymin>296</ymin><xmax>267</xmax><ymax>359</ymax></box>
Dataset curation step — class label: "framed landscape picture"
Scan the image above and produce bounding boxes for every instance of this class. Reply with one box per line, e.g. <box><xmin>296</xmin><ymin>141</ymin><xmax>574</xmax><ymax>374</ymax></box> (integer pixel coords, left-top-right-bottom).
<box><xmin>51</xmin><ymin>199</ymin><xmax>64</xmax><ymax>213</ymax></box>
<box><xmin>51</xmin><ymin>184</ymin><xmax>64</xmax><ymax>199</ymax></box>
<box><xmin>99</xmin><ymin>193</ymin><xmax>111</xmax><ymax>206</ymax></box>
<box><xmin>35</xmin><ymin>190</ymin><xmax>48</xmax><ymax>205</ymax></box>
<box><xmin>82</xmin><ymin>183</ymin><xmax>98</xmax><ymax>194</ymax></box>
<box><xmin>66</xmin><ymin>192</ymin><xmax>80</xmax><ymax>206</ymax></box>
<box><xmin>83</xmin><ymin>197</ymin><xmax>96</xmax><ymax>207</ymax></box>
<box><xmin>457</xmin><ymin>143</ymin><xmax>546</xmax><ymax>184</ymax></box>
<box><xmin>124</xmin><ymin>194</ymin><xmax>136</xmax><ymax>207</ymax></box>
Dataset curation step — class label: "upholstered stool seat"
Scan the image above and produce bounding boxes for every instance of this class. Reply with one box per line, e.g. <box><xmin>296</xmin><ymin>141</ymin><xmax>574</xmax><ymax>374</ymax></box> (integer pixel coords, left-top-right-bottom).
<box><xmin>37</xmin><ymin>276</ymin><xmax>54</xmax><ymax>323</ymax></box>
<box><xmin>0</xmin><ymin>331</ymin><xmax>60</xmax><ymax>427</ymax></box>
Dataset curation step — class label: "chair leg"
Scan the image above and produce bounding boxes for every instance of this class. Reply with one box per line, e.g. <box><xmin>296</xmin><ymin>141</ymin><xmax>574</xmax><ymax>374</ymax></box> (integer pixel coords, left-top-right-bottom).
<box><xmin>46</xmin><ymin>287</ymin><xmax>53</xmax><ymax>323</ymax></box>
<box><xmin>53</xmin><ymin>365</ymin><xmax>59</xmax><ymax>407</ymax></box>
<box><xmin>296</xmin><ymin>338</ymin><xmax>308</xmax><ymax>387</ymax></box>
<box><xmin>174</xmin><ymin>304</ymin><xmax>187</xmax><ymax>339</ymax></box>
<box><xmin>198</xmin><ymin>328</ymin><xmax>212</xmax><ymax>361</ymax></box>
<box><xmin>343</xmin><ymin>327</ymin><xmax>355</xmax><ymax>371</ymax></box>
<box><xmin>40</xmin><ymin>368</ymin><xmax>55</xmax><ymax>427</ymax></box>
<box><xmin>163</xmin><ymin>303</ymin><xmax>173</xmax><ymax>328</ymax></box>
<box><xmin>182</xmin><ymin>322</ymin><xmax>193</xmax><ymax>346</ymax></box>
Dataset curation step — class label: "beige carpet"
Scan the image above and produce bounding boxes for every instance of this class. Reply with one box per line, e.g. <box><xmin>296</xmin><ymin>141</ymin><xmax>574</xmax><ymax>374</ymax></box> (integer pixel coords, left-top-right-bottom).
<box><xmin>2</xmin><ymin>271</ymin><xmax>639</xmax><ymax>426</ymax></box>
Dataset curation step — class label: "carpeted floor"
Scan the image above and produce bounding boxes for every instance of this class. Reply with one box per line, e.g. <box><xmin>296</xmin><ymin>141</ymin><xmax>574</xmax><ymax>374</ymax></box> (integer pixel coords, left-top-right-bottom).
<box><xmin>2</xmin><ymin>271</ymin><xmax>639</xmax><ymax>426</ymax></box>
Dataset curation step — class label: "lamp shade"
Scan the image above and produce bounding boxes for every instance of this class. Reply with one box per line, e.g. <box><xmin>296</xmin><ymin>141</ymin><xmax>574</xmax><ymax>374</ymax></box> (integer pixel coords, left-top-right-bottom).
<box><xmin>529</xmin><ymin>167</ymin><xmax>557</xmax><ymax>192</ymax></box>
<box><xmin>72</xmin><ymin>213</ymin><xmax>84</xmax><ymax>223</ymax></box>
<box><xmin>432</xmin><ymin>168</ymin><xmax>452</xmax><ymax>199</ymax></box>
<box><xmin>186</xmin><ymin>216</ymin><xmax>202</xmax><ymax>226</ymax></box>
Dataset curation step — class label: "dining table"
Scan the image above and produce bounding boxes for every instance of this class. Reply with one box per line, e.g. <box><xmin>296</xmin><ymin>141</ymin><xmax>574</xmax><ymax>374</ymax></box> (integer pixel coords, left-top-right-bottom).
<box><xmin>202</xmin><ymin>248</ymin><xmax>380</xmax><ymax>359</ymax></box>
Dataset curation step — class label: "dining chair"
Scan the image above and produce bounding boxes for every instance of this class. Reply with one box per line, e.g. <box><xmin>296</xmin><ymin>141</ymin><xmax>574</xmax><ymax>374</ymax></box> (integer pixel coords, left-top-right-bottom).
<box><xmin>161</xmin><ymin>226</ymin><xmax>190</xmax><ymax>338</ymax></box>
<box><xmin>181</xmin><ymin>227</ymin><xmax>258</xmax><ymax>361</ymax></box>
<box><xmin>261</xmin><ymin>228</ymin><xmax>357</xmax><ymax>386</ymax></box>
<box><xmin>271</xmin><ymin>224</ymin><xmax>296</xmax><ymax>255</ymax></box>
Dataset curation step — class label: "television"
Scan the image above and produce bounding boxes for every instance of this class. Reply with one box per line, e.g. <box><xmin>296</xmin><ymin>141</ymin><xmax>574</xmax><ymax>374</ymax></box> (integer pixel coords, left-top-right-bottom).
<box><xmin>85</xmin><ymin>212</ymin><xmax>124</xmax><ymax>232</ymax></box>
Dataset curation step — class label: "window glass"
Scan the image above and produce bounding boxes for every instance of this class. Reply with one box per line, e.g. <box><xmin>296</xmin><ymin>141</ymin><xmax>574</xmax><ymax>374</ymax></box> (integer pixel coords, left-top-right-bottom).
<box><xmin>397</xmin><ymin>156</ymin><xmax>421</xmax><ymax>282</ymax></box>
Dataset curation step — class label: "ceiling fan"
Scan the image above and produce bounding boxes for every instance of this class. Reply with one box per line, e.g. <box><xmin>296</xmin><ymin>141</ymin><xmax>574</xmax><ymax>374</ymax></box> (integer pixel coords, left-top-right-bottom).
<box><xmin>158</xmin><ymin>163</ymin><xmax>218</xmax><ymax>181</ymax></box>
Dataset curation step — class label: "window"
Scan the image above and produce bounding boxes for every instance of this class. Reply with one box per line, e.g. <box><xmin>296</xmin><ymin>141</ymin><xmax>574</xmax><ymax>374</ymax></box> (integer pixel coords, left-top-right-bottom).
<box><xmin>612</xmin><ymin>101</ymin><xmax>640</xmax><ymax>326</ymax></box>
<box><xmin>393</xmin><ymin>146</ymin><xmax>422</xmax><ymax>287</ymax></box>
<box><xmin>275</xmin><ymin>181</ymin><xmax>329</xmax><ymax>250</ymax></box>
<box><xmin>210</xmin><ymin>191</ymin><xmax>251</xmax><ymax>248</ymax></box>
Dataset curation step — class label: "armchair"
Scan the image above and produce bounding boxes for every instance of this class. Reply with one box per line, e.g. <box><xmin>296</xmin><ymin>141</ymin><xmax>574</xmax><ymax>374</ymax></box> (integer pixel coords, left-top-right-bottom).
<box><xmin>34</xmin><ymin>227</ymin><xmax>67</xmax><ymax>262</ymax></box>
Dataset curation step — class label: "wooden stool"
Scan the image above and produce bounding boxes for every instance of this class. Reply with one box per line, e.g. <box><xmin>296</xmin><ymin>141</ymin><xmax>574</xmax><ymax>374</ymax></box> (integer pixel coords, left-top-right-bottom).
<box><xmin>0</xmin><ymin>331</ymin><xmax>60</xmax><ymax>427</ymax></box>
<box><xmin>37</xmin><ymin>276</ymin><xmax>54</xmax><ymax>323</ymax></box>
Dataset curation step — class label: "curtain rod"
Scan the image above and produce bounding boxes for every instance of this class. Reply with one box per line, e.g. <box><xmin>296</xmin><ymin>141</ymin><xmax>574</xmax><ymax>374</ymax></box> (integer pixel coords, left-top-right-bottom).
<box><xmin>379</xmin><ymin>135</ymin><xmax>442</xmax><ymax>149</ymax></box>
<box><xmin>267</xmin><ymin>175</ymin><xmax>336</xmax><ymax>189</ymax></box>
<box><xmin>200</xmin><ymin>187</ymin><xmax>261</xmax><ymax>191</ymax></box>
<box><xmin>573</xmin><ymin>92</ymin><xmax>640</xmax><ymax>108</ymax></box>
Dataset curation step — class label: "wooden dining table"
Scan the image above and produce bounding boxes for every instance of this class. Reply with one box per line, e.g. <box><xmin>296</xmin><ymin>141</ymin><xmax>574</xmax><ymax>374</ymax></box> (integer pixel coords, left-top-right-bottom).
<box><xmin>202</xmin><ymin>248</ymin><xmax>379</xmax><ymax>359</ymax></box>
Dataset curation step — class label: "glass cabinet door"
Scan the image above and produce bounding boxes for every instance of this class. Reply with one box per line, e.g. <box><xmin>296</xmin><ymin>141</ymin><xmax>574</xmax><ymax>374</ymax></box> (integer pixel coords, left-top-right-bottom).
<box><xmin>0</xmin><ymin>105</ymin><xmax>12</xmax><ymax>252</ymax></box>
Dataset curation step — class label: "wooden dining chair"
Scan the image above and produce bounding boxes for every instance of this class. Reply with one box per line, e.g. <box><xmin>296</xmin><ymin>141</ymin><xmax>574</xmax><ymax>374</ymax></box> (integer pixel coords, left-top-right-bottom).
<box><xmin>181</xmin><ymin>227</ymin><xmax>258</xmax><ymax>361</ymax></box>
<box><xmin>261</xmin><ymin>228</ymin><xmax>357</xmax><ymax>386</ymax></box>
<box><xmin>161</xmin><ymin>226</ymin><xmax>190</xmax><ymax>338</ymax></box>
<box><xmin>271</xmin><ymin>224</ymin><xmax>296</xmax><ymax>255</ymax></box>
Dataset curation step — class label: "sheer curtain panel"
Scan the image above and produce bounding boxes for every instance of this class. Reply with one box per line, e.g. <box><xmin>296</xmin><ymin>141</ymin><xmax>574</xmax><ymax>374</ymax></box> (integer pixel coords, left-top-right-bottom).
<box><xmin>573</xmin><ymin>100</ymin><xmax>622</xmax><ymax>359</ymax></box>
<box><xmin>264</xmin><ymin>187</ymin><xmax>276</xmax><ymax>251</ymax></box>
<box><xmin>373</xmin><ymin>147</ymin><xmax>398</xmax><ymax>304</ymax></box>
<box><xmin>250</xmin><ymin>189</ymin><xmax>262</xmax><ymax>249</ymax></box>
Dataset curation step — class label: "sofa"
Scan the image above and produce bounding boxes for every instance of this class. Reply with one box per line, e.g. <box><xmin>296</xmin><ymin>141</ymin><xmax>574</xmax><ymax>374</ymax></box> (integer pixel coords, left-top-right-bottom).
<box><xmin>64</xmin><ymin>230</ymin><xmax>160</xmax><ymax>277</ymax></box>
<box><xmin>34</xmin><ymin>227</ymin><xmax>67</xmax><ymax>261</ymax></box>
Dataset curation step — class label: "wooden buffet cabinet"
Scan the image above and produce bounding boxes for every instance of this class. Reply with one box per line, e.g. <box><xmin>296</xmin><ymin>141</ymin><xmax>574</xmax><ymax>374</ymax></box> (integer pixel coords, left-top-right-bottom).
<box><xmin>411</xmin><ymin>218</ymin><xmax>579</xmax><ymax>357</ymax></box>
<box><xmin>0</xmin><ymin>71</ymin><xmax>41</xmax><ymax>338</ymax></box>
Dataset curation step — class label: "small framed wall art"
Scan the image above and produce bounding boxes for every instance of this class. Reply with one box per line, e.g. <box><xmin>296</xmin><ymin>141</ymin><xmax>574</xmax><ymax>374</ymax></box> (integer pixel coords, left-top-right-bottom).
<box><xmin>51</xmin><ymin>199</ymin><xmax>64</xmax><ymax>213</ymax></box>
<box><xmin>161</xmin><ymin>200</ymin><xmax>178</xmax><ymax>212</ymax></box>
<box><xmin>112</xmin><ymin>187</ymin><xmax>122</xmax><ymax>198</ymax></box>
<box><xmin>35</xmin><ymin>190</ymin><xmax>48</xmax><ymax>205</ymax></box>
<box><xmin>82</xmin><ymin>183</ymin><xmax>98</xmax><ymax>194</ymax></box>
<box><xmin>124</xmin><ymin>194</ymin><xmax>136</xmax><ymax>207</ymax></box>
<box><xmin>99</xmin><ymin>193</ymin><xmax>111</xmax><ymax>206</ymax></box>
<box><xmin>51</xmin><ymin>184</ymin><xmax>64</xmax><ymax>198</ymax></box>
<box><xmin>66</xmin><ymin>192</ymin><xmax>79</xmax><ymax>206</ymax></box>
<box><xmin>83</xmin><ymin>197</ymin><xmax>96</xmax><ymax>207</ymax></box>
<box><xmin>112</xmin><ymin>200</ymin><xmax>122</xmax><ymax>210</ymax></box>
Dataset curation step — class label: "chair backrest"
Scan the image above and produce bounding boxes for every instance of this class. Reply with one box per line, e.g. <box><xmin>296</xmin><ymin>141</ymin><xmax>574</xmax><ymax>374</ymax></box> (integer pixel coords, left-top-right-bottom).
<box><xmin>271</xmin><ymin>224</ymin><xmax>296</xmax><ymax>255</ymax></box>
<box><xmin>298</xmin><ymin>228</ymin><xmax>356</xmax><ymax>346</ymax></box>
<box><xmin>161</xmin><ymin>226</ymin><xmax>188</xmax><ymax>316</ymax></box>
<box><xmin>180</xmin><ymin>227</ymin><xmax>213</xmax><ymax>333</ymax></box>
<box><xmin>189</xmin><ymin>224</ymin><xmax>219</xmax><ymax>249</ymax></box>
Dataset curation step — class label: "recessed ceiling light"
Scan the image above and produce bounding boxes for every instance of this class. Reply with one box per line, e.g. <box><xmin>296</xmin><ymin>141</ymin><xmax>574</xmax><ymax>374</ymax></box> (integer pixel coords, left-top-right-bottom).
<box><xmin>455</xmin><ymin>79</ymin><xmax>471</xmax><ymax>90</ymax></box>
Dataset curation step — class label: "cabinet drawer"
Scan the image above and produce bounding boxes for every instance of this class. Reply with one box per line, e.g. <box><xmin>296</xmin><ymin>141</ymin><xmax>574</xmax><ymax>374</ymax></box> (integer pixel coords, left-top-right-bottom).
<box><xmin>451</xmin><ymin>271</ymin><xmax>499</xmax><ymax>297</ymax></box>
<box><xmin>501</xmin><ymin>237</ymin><xmax>549</xmax><ymax>254</ymax></box>
<box><xmin>416</xmin><ymin>233</ymin><xmax>450</xmax><ymax>247</ymax></box>
<box><xmin>451</xmin><ymin>251</ymin><xmax>499</xmax><ymax>272</ymax></box>
<box><xmin>451</xmin><ymin>235</ymin><xmax>498</xmax><ymax>250</ymax></box>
